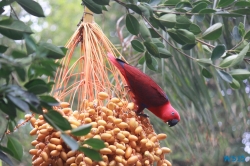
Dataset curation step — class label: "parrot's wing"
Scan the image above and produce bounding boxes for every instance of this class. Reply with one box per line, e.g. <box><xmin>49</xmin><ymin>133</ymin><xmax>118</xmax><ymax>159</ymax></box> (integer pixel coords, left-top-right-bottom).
<box><xmin>122</xmin><ymin>63</ymin><xmax>169</xmax><ymax>107</ymax></box>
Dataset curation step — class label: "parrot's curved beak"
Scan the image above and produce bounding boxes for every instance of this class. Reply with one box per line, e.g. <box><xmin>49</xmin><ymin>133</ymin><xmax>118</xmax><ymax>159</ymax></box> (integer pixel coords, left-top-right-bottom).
<box><xmin>167</xmin><ymin>119</ymin><xmax>179</xmax><ymax>127</ymax></box>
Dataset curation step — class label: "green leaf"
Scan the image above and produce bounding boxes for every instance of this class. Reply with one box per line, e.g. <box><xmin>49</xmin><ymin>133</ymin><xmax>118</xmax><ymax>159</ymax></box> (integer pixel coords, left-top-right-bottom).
<box><xmin>211</xmin><ymin>44</ymin><xmax>225</xmax><ymax>62</ymax></box>
<box><xmin>164</xmin><ymin>0</ymin><xmax>181</xmax><ymax>6</ymax></box>
<box><xmin>93</xmin><ymin>0</ymin><xmax>109</xmax><ymax>5</ymax></box>
<box><xmin>138</xmin><ymin>4</ymin><xmax>151</xmax><ymax>19</ymax></box>
<box><xmin>176</xmin><ymin>15</ymin><xmax>191</xmax><ymax>29</ymax></box>
<box><xmin>191</xmin><ymin>2</ymin><xmax>207</xmax><ymax>13</ymax></box>
<box><xmin>232</xmin><ymin>43</ymin><xmax>249</xmax><ymax>66</ymax></box>
<box><xmin>215</xmin><ymin>12</ymin><xmax>243</xmax><ymax>17</ymax></box>
<box><xmin>244</xmin><ymin>31</ymin><xmax>250</xmax><ymax>40</ymax></box>
<box><xmin>229</xmin><ymin>78</ymin><xmax>240</xmax><ymax>89</ymax></box>
<box><xmin>231</xmin><ymin>8</ymin><xmax>250</xmax><ymax>15</ymax></box>
<box><xmin>15</xmin><ymin>66</ymin><xmax>26</xmax><ymax>82</ymax></box>
<box><xmin>176</xmin><ymin>29</ymin><xmax>195</xmax><ymax>44</ymax></box>
<box><xmin>238</xmin><ymin>22</ymin><xmax>245</xmax><ymax>37</ymax></box>
<box><xmin>0</xmin><ymin>99</ymin><xmax>17</xmax><ymax>119</ymax></box>
<box><xmin>202</xmin><ymin>23</ymin><xmax>223</xmax><ymax>40</ymax></box>
<box><xmin>71</xmin><ymin>124</ymin><xmax>92</xmax><ymax>136</ymax></box>
<box><xmin>24</xmin><ymin>34</ymin><xmax>37</xmax><ymax>55</ymax></box>
<box><xmin>84</xmin><ymin>138</ymin><xmax>105</xmax><ymax>150</ymax></box>
<box><xmin>0</xmin><ymin>19</ymin><xmax>33</xmax><ymax>40</ymax></box>
<box><xmin>82</xmin><ymin>0</ymin><xmax>102</xmax><ymax>14</ymax></box>
<box><xmin>61</xmin><ymin>133</ymin><xmax>79</xmax><ymax>151</ymax></box>
<box><xmin>189</xmin><ymin>24</ymin><xmax>201</xmax><ymax>35</ymax></box>
<box><xmin>7</xmin><ymin>136</ymin><xmax>23</xmax><ymax>161</ymax></box>
<box><xmin>229</xmin><ymin>69</ymin><xmax>250</xmax><ymax>80</ymax></box>
<box><xmin>0</xmin><ymin>45</ymin><xmax>8</xmax><ymax>53</ymax></box>
<box><xmin>151</xmin><ymin>38</ymin><xmax>164</xmax><ymax>48</ymax></box>
<box><xmin>199</xmin><ymin>8</ymin><xmax>216</xmax><ymax>14</ymax></box>
<box><xmin>149</xmin><ymin>28</ymin><xmax>160</xmax><ymax>38</ymax></box>
<box><xmin>216</xmin><ymin>70</ymin><xmax>233</xmax><ymax>83</ymax></box>
<box><xmin>202</xmin><ymin>68</ymin><xmax>212</xmax><ymax>78</ymax></box>
<box><xmin>126</xmin><ymin>4</ymin><xmax>142</xmax><ymax>14</ymax></box>
<box><xmin>39</xmin><ymin>95</ymin><xmax>59</xmax><ymax>106</ymax></box>
<box><xmin>217</xmin><ymin>0</ymin><xmax>234</xmax><ymax>7</ymax></box>
<box><xmin>158</xmin><ymin>48</ymin><xmax>172</xmax><ymax>58</ymax></box>
<box><xmin>235</xmin><ymin>1</ymin><xmax>250</xmax><ymax>7</ymax></box>
<box><xmin>0</xmin><ymin>150</ymin><xmax>14</xmax><ymax>166</ymax></box>
<box><xmin>44</xmin><ymin>110</ymin><xmax>72</xmax><ymax>131</ymax></box>
<box><xmin>8</xmin><ymin>120</ymin><xmax>15</xmax><ymax>132</ymax></box>
<box><xmin>167</xmin><ymin>29</ymin><xmax>186</xmax><ymax>45</ymax></box>
<box><xmin>24</xmin><ymin>79</ymin><xmax>49</xmax><ymax>95</ymax></box>
<box><xmin>6</xmin><ymin>94</ymin><xmax>29</xmax><ymax>112</ymax></box>
<box><xmin>157</xmin><ymin>14</ymin><xmax>176</xmax><ymax>28</ymax></box>
<box><xmin>11</xmin><ymin>50</ymin><xmax>27</xmax><ymax>58</ymax></box>
<box><xmin>126</xmin><ymin>14</ymin><xmax>140</xmax><ymax>35</ymax></box>
<box><xmin>139</xmin><ymin>21</ymin><xmax>151</xmax><ymax>41</ymax></box>
<box><xmin>17</xmin><ymin>0</ymin><xmax>45</xmax><ymax>17</ymax></box>
<box><xmin>138</xmin><ymin>56</ymin><xmax>145</xmax><ymax>65</ymax></box>
<box><xmin>196</xmin><ymin>58</ymin><xmax>212</xmax><ymax>67</ymax></box>
<box><xmin>219</xmin><ymin>54</ymin><xmax>237</xmax><ymax>68</ymax></box>
<box><xmin>182</xmin><ymin>43</ymin><xmax>196</xmax><ymax>50</ymax></box>
<box><xmin>144</xmin><ymin>42</ymin><xmax>159</xmax><ymax>57</ymax></box>
<box><xmin>131</xmin><ymin>40</ymin><xmax>144</xmax><ymax>52</ymax></box>
<box><xmin>145</xmin><ymin>52</ymin><xmax>158</xmax><ymax>71</ymax></box>
<box><xmin>39</xmin><ymin>42</ymin><xmax>65</xmax><ymax>59</ymax></box>
<box><xmin>79</xmin><ymin>147</ymin><xmax>102</xmax><ymax>161</ymax></box>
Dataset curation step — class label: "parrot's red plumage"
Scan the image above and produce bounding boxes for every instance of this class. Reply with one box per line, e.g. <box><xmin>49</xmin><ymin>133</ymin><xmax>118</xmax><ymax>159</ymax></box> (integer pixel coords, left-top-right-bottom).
<box><xmin>107</xmin><ymin>53</ymin><xmax>180</xmax><ymax>127</ymax></box>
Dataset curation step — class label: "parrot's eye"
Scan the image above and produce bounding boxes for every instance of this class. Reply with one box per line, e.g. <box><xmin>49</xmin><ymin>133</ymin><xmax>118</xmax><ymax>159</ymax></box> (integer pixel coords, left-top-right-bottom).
<box><xmin>171</xmin><ymin>112</ymin><xmax>175</xmax><ymax>115</ymax></box>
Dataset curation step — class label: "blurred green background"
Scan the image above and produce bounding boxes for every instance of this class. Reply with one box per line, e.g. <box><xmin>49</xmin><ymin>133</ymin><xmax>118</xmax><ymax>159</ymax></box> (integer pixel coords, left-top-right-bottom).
<box><xmin>1</xmin><ymin>0</ymin><xmax>250</xmax><ymax>165</ymax></box>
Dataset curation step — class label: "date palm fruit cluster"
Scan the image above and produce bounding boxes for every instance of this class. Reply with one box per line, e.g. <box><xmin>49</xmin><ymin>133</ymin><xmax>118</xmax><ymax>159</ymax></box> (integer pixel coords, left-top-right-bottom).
<box><xmin>28</xmin><ymin>92</ymin><xmax>172</xmax><ymax>166</ymax></box>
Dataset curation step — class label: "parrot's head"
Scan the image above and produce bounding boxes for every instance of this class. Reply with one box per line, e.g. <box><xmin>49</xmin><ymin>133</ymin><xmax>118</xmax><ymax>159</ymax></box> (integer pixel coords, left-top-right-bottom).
<box><xmin>162</xmin><ymin>102</ymin><xmax>180</xmax><ymax>127</ymax></box>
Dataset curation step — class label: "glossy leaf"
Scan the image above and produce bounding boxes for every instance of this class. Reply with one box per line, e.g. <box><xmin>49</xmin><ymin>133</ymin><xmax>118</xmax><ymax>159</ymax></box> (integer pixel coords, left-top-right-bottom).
<box><xmin>189</xmin><ymin>24</ymin><xmax>202</xmax><ymax>35</ymax></box>
<box><xmin>126</xmin><ymin>14</ymin><xmax>140</xmax><ymax>35</ymax></box>
<box><xmin>149</xmin><ymin>28</ymin><xmax>160</xmax><ymax>38</ymax></box>
<box><xmin>167</xmin><ymin>29</ymin><xmax>186</xmax><ymax>45</ymax></box>
<box><xmin>138</xmin><ymin>56</ymin><xmax>145</xmax><ymax>65</ymax></box>
<box><xmin>0</xmin><ymin>45</ymin><xmax>7</xmax><ymax>53</ymax></box>
<box><xmin>231</xmin><ymin>8</ymin><xmax>250</xmax><ymax>15</ymax></box>
<box><xmin>215</xmin><ymin>12</ymin><xmax>243</xmax><ymax>17</ymax></box>
<box><xmin>145</xmin><ymin>51</ymin><xmax>158</xmax><ymax>71</ymax></box>
<box><xmin>235</xmin><ymin>1</ymin><xmax>250</xmax><ymax>7</ymax></box>
<box><xmin>84</xmin><ymin>138</ymin><xmax>105</xmax><ymax>150</ymax></box>
<box><xmin>191</xmin><ymin>2</ymin><xmax>207</xmax><ymax>13</ymax></box>
<box><xmin>144</xmin><ymin>42</ymin><xmax>159</xmax><ymax>57</ymax></box>
<box><xmin>182</xmin><ymin>43</ymin><xmax>196</xmax><ymax>50</ymax></box>
<box><xmin>176</xmin><ymin>15</ymin><xmax>191</xmax><ymax>29</ymax></box>
<box><xmin>229</xmin><ymin>69</ymin><xmax>250</xmax><ymax>80</ymax></box>
<box><xmin>7</xmin><ymin>136</ymin><xmax>23</xmax><ymax>161</ymax></box>
<box><xmin>39</xmin><ymin>42</ymin><xmax>65</xmax><ymax>59</ymax></box>
<box><xmin>176</xmin><ymin>29</ymin><xmax>195</xmax><ymax>44</ymax></box>
<box><xmin>39</xmin><ymin>95</ymin><xmax>59</xmax><ymax>106</ymax></box>
<box><xmin>216</xmin><ymin>70</ymin><xmax>233</xmax><ymax>83</ymax></box>
<box><xmin>24</xmin><ymin>79</ymin><xmax>49</xmax><ymax>94</ymax></box>
<box><xmin>131</xmin><ymin>40</ymin><xmax>145</xmax><ymax>52</ymax></box>
<box><xmin>61</xmin><ymin>133</ymin><xmax>79</xmax><ymax>151</ymax></box>
<box><xmin>79</xmin><ymin>147</ymin><xmax>102</xmax><ymax>161</ymax></box>
<box><xmin>0</xmin><ymin>150</ymin><xmax>14</xmax><ymax>166</ymax></box>
<box><xmin>82</xmin><ymin>0</ymin><xmax>102</xmax><ymax>14</ymax></box>
<box><xmin>199</xmin><ymin>8</ymin><xmax>216</xmax><ymax>14</ymax></box>
<box><xmin>202</xmin><ymin>68</ymin><xmax>212</xmax><ymax>78</ymax></box>
<box><xmin>157</xmin><ymin>14</ymin><xmax>176</xmax><ymax>28</ymax></box>
<box><xmin>217</xmin><ymin>0</ymin><xmax>234</xmax><ymax>7</ymax></box>
<box><xmin>211</xmin><ymin>44</ymin><xmax>225</xmax><ymax>62</ymax></box>
<box><xmin>71</xmin><ymin>124</ymin><xmax>92</xmax><ymax>136</ymax></box>
<box><xmin>44</xmin><ymin>110</ymin><xmax>72</xmax><ymax>131</ymax></box>
<box><xmin>17</xmin><ymin>0</ymin><xmax>45</xmax><ymax>17</ymax></box>
<box><xmin>151</xmin><ymin>38</ymin><xmax>164</xmax><ymax>48</ymax></box>
<box><xmin>164</xmin><ymin>0</ymin><xmax>181</xmax><ymax>6</ymax></box>
<box><xmin>93</xmin><ymin>0</ymin><xmax>109</xmax><ymax>5</ymax></box>
<box><xmin>6</xmin><ymin>94</ymin><xmax>29</xmax><ymax>112</ymax></box>
<box><xmin>232</xmin><ymin>43</ymin><xmax>249</xmax><ymax>66</ymax></box>
<box><xmin>219</xmin><ymin>54</ymin><xmax>237</xmax><ymax>68</ymax></box>
<box><xmin>139</xmin><ymin>21</ymin><xmax>151</xmax><ymax>41</ymax></box>
<box><xmin>244</xmin><ymin>31</ymin><xmax>250</xmax><ymax>40</ymax></box>
<box><xmin>24</xmin><ymin>34</ymin><xmax>37</xmax><ymax>54</ymax></box>
<box><xmin>15</xmin><ymin>66</ymin><xmax>26</xmax><ymax>82</ymax></box>
<box><xmin>158</xmin><ymin>48</ymin><xmax>172</xmax><ymax>58</ymax></box>
<box><xmin>229</xmin><ymin>78</ymin><xmax>240</xmax><ymax>89</ymax></box>
<box><xmin>126</xmin><ymin>4</ymin><xmax>141</xmax><ymax>14</ymax></box>
<box><xmin>196</xmin><ymin>58</ymin><xmax>212</xmax><ymax>67</ymax></box>
<box><xmin>0</xmin><ymin>19</ymin><xmax>33</xmax><ymax>40</ymax></box>
<box><xmin>11</xmin><ymin>50</ymin><xmax>27</xmax><ymax>58</ymax></box>
<box><xmin>238</xmin><ymin>22</ymin><xmax>245</xmax><ymax>37</ymax></box>
<box><xmin>202</xmin><ymin>23</ymin><xmax>223</xmax><ymax>40</ymax></box>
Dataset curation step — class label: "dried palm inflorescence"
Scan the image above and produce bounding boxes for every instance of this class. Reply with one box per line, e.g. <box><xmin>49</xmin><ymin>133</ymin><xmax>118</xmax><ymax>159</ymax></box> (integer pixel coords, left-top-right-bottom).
<box><xmin>28</xmin><ymin>8</ymin><xmax>172</xmax><ymax>166</ymax></box>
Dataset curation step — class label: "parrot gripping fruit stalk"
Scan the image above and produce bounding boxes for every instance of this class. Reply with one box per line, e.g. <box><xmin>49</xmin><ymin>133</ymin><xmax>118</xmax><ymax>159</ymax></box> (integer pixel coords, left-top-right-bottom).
<box><xmin>107</xmin><ymin>53</ymin><xmax>180</xmax><ymax>127</ymax></box>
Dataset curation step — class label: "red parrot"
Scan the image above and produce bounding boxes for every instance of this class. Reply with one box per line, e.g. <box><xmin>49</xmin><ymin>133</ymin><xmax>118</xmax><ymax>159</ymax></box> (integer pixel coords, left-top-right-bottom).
<box><xmin>107</xmin><ymin>53</ymin><xmax>180</xmax><ymax>127</ymax></box>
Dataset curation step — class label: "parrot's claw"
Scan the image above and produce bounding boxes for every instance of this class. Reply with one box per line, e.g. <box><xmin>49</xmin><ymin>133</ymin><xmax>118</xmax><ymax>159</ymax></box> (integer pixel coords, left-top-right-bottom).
<box><xmin>136</xmin><ymin>112</ymin><xmax>149</xmax><ymax>118</ymax></box>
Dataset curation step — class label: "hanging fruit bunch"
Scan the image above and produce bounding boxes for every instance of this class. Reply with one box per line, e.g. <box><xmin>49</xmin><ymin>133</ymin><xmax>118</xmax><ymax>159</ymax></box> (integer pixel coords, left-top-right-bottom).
<box><xmin>28</xmin><ymin>8</ymin><xmax>173</xmax><ymax>166</ymax></box>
